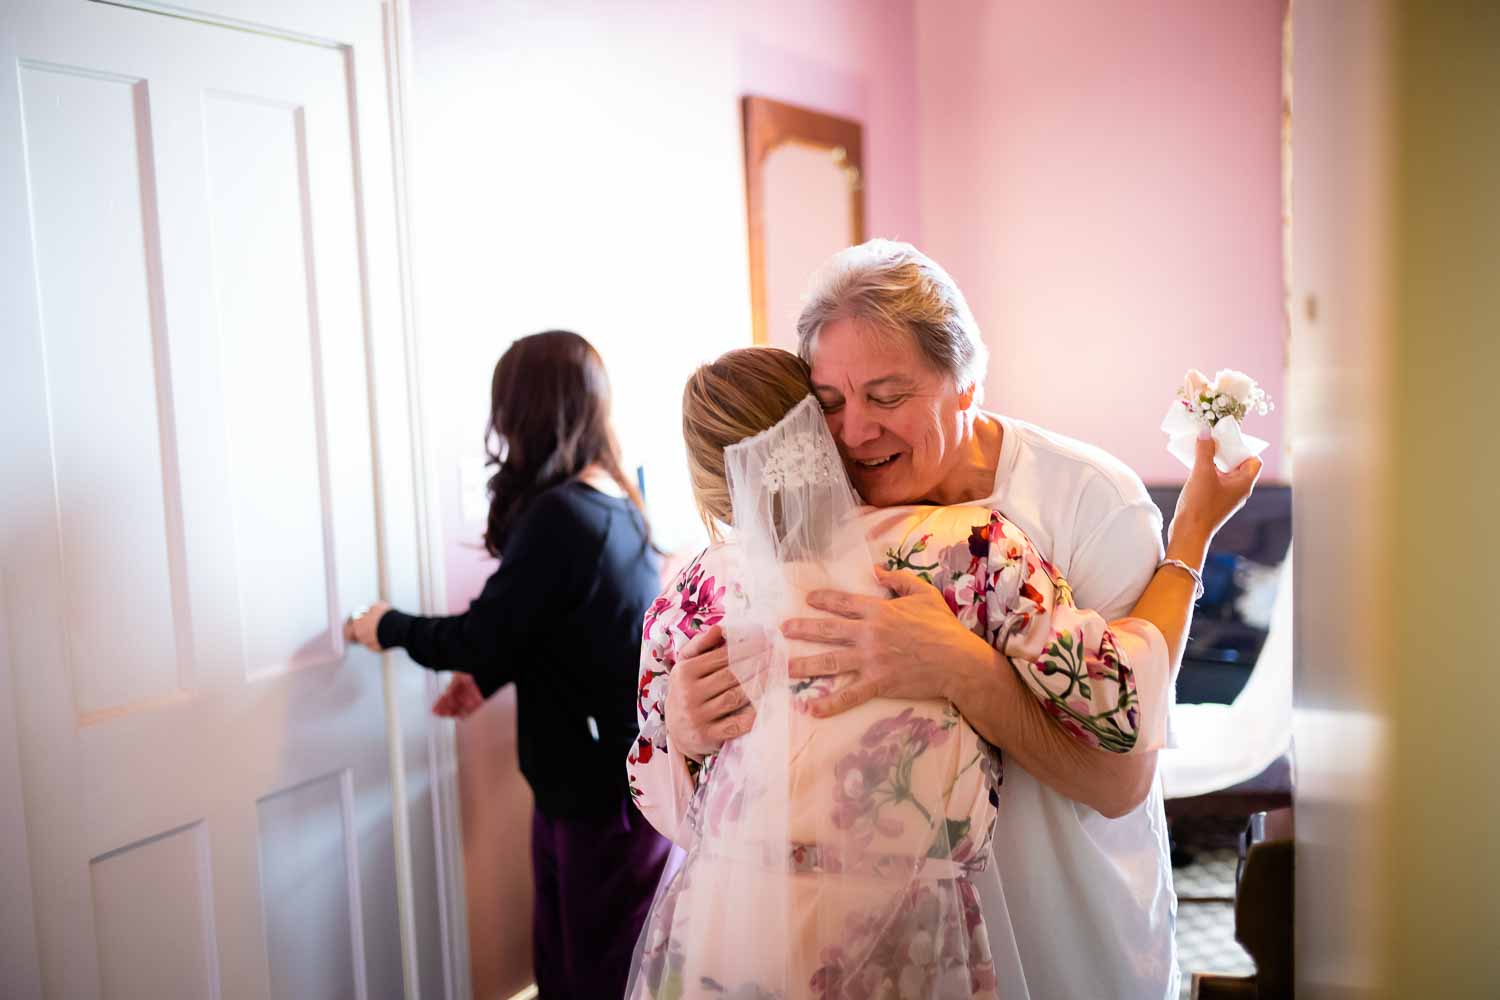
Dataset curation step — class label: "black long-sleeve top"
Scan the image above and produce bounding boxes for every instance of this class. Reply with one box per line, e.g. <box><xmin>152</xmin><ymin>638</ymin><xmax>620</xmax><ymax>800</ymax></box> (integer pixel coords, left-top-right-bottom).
<box><xmin>378</xmin><ymin>480</ymin><xmax>660</xmax><ymax>819</ymax></box>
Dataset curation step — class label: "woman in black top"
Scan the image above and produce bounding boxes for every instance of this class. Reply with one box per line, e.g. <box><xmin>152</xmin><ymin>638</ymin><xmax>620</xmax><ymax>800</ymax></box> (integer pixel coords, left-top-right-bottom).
<box><xmin>344</xmin><ymin>330</ymin><xmax>668</xmax><ymax>999</ymax></box>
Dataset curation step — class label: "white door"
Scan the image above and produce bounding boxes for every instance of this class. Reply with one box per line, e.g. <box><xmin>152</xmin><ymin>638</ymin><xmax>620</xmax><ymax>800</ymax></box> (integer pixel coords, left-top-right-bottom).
<box><xmin>0</xmin><ymin>1</ymin><xmax>457</xmax><ymax>997</ymax></box>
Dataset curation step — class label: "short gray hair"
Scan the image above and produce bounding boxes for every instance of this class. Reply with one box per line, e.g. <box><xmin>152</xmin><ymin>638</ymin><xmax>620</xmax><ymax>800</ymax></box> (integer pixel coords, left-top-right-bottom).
<box><xmin>795</xmin><ymin>239</ymin><xmax>989</xmax><ymax>400</ymax></box>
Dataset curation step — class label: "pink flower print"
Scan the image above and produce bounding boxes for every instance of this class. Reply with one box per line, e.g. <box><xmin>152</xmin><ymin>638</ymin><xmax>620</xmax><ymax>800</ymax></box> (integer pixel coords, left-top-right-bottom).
<box><xmin>641</xmin><ymin>595</ymin><xmax>672</xmax><ymax>640</ymax></box>
<box><xmin>861</xmin><ymin>707</ymin><xmax>918</xmax><ymax>747</ymax></box>
<box><xmin>704</xmin><ymin>777</ymin><xmax>744</xmax><ymax>835</ymax></box>
<box><xmin>791</xmin><ymin>674</ymin><xmax>838</xmax><ymax>709</ymax></box>
<box><xmin>1043</xmin><ymin>700</ymin><xmax>1101</xmax><ymax>748</ymax></box>
<box><xmin>1095</xmin><ymin>628</ymin><xmax>1123</xmax><ymax>669</ymax></box>
<box><xmin>859</xmin><ymin>707</ymin><xmax>951</xmax><ymax>753</ymax></box>
<box><xmin>1084</xmin><ymin>634</ymin><xmax>1112</xmax><ymax>682</ymax></box>
<box><xmin>967</xmin><ymin>521</ymin><xmax>993</xmax><ymax>560</ymax></box>
<box><xmin>943</xmin><ymin>573</ymin><xmax>981</xmax><ymax>631</ymax></box>
<box><xmin>632</xmin><ymin>735</ymin><xmax>654</xmax><ymax>764</ymax></box>
<box><xmin>809</xmin><ymin>946</ymin><xmax>848</xmax><ymax>997</ymax></box>
<box><xmin>835</xmin><ymin>746</ymin><xmax>894</xmax><ymax>802</ymax></box>
<box><xmin>838</xmin><ymin>709</ymin><xmax>954</xmax><ymax>845</ymax></box>
<box><xmin>1019</xmin><ymin>578</ymin><xmax>1045</xmax><ymax>608</ymax></box>
<box><xmin>909</xmin><ymin>716</ymin><xmax>952</xmax><ymax>753</ymax></box>
<box><xmin>988</xmin><ymin>560</ymin><xmax>1022</xmax><ymax>614</ymax></box>
<box><xmin>677</xmin><ymin>564</ymin><xmax>726</xmax><ymax>638</ymax></box>
<box><xmin>832</xmin><ymin>745</ymin><xmax>904</xmax><ymax>840</ymax></box>
<box><xmin>809</xmin><ymin>880</ymin><xmax>998</xmax><ymax>1000</ymax></box>
<box><xmin>647</xmin><ymin>633</ymin><xmax>676</xmax><ymax>669</ymax></box>
<box><xmin>941</xmin><ymin>532</ymin><xmax>983</xmax><ymax>583</ymax></box>
<box><xmin>637</xmin><ymin>668</ymin><xmax>662</xmax><ymax>719</ymax></box>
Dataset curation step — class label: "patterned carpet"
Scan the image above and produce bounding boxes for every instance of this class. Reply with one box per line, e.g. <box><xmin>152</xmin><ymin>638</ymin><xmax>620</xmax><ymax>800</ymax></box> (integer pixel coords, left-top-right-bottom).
<box><xmin>1172</xmin><ymin>820</ymin><xmax>1257</xmax><ymax>997</ymax></box>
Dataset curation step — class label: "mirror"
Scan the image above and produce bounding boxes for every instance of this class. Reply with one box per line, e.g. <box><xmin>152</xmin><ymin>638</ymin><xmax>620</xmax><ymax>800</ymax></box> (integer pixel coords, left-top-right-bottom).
<box><xmin>742</xmin><ymin>96</ymin><xmax>865</xmax><ymax>349</ymax></box>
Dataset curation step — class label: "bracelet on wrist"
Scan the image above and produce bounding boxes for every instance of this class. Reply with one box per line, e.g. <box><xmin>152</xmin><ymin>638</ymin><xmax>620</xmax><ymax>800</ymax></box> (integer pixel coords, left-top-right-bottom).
<box><xmin>1159</xmin><ymin>558</ymin><xmax>1206</xmax><ymax>601</ymax></box>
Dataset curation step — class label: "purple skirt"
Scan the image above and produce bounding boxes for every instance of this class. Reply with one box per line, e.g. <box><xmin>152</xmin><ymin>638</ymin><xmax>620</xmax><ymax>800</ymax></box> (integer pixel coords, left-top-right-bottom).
<box><xmin>530</xmin><ymin>798</ymin><xmax>671</xmax><ymax>998</ymax></box>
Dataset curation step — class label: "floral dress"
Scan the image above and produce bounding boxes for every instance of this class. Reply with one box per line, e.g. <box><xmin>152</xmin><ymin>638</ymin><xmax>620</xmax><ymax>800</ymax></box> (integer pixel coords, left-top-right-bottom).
<box><xmin>626</xmin><ymin>505</ymin><xmax>1168</xmax><ymax>1000</ymax></box>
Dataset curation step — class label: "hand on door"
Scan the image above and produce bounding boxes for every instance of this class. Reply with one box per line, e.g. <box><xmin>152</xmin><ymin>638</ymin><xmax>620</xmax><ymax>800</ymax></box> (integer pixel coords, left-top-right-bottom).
<box><xmin>431</xmin><ymin>674</ymin><xmax>486</xmax><ymax>719</ymax></box>
<box><xmin>343</xmin><ymin>600</ymin><xmax>391</xmax><ymax>652</ymax></box>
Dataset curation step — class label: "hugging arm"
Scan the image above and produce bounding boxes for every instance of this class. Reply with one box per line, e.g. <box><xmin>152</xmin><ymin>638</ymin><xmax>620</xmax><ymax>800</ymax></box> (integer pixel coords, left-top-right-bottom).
<box><xmin>786</xmin><ymin>503</ymin><xmax>1167</xmax><ymax>819</ymax></box>
<box><xmin>980</xmin><ymin>511</ymin><xmax>1170</xmax><ymax>756</ymax></box>
<box><xmin>972</xmin><ymin>495</ymin><xmax>1171</xmax><ymax>816</ymax></box>
<box><xmin>627</xmin><ymin>553</ymin><xmax>756</xmax><ymax>844</ymax></box>
<box><xmin>947</xmin><ymin>645</ymin><xmax>1160</xmax><ymax>819</ymax></box>
<box><xmin>627</xmin><ymin>625</ymin><xmax>730</xmax><ymax>844</ymax></box>
<box><xmin>788</xmin><ymin>436</ymin><xmax>1260</xmax><ymax>817</ymax></box>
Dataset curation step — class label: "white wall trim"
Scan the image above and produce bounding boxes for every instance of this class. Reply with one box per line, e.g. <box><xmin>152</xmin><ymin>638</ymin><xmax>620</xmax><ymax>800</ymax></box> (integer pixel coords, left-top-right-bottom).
<box><xmin>88</xmin><ymin>0</ymin><xmax>369</xmax><ymax>47</ymax></box>
<box><xmin>1</xmin><ymin>18</ymin><xmax>44</xmax><ymax>998</ymax></box>
<box><xmin>380</xmin><ymin>0</ymin><xmax>472</xmax><ymax>996</ymax></box>
<box><xmin>0</xmin><ymin>579</ymin><xmax>44</xmax><ymax>1000</ymax></box>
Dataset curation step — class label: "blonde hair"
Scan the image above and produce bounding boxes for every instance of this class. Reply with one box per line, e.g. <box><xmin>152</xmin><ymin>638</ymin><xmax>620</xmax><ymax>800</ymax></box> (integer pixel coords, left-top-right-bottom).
<box><xmin>682</xmin><ymin>347</ymin><xmax>813</xmax><ymax>539</ymax></box>
<box><xmin>796</xmin><ymin>238</ymin><xmax>988</xmax><ymax>403</ymax></box>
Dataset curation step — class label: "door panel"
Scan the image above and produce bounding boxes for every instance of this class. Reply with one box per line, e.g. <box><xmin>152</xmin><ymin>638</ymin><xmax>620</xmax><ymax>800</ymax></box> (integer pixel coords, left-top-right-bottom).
<box><xmin>1</xmin><ymin>2</ymin><xmax>435</xmax><ymax>997</ymax></box>
<box><xmin>17</xmin><ymin>61</ymin><xmax>188</xmax><ymax>722</ymax></box>
<box><xmin>90</xmin><ymin>823</ymin><xmax>221</xmax><ymax>1000</ymax></box>
<box><xmin>256</xmin><ymin>772</ymin><xmax>365</xmax><ymax>1000</ymax></box>
<box><xmin>201</xmin><ymin>90</ymin><xmax>343</xmax><ymax>678</ymax></box>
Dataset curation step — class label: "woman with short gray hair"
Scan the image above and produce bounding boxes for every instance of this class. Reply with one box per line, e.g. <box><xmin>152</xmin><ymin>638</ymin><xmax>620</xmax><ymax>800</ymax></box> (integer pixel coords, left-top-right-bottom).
<box><xmin>796</xmin><ymin>238</ymin><xmax>989</xmax><ymax>402</ymax></box>
<box><xmin>665</xmin><ymin>239</ymin><xmax>1262</xmax><ymax>999</ymax></box>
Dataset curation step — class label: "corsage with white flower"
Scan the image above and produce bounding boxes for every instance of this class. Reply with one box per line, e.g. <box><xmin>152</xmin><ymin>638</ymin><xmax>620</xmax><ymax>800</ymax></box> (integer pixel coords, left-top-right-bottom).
<box><xmin>1161</xmin><ymin>368</ymin><xmax>1274</xmax><ymax>473</ymax></box>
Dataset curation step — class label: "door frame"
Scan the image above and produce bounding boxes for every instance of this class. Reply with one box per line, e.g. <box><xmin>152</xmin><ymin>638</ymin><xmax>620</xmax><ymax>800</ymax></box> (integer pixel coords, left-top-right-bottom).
<box><xmin>0</xmin><ymin>2</ymin><xmax>469</xmax><ymax>997</ymax></box>
<box><xmin>0</xmin><ymin>606</ymin><xmax>44</xmax><ymax>999</ymax></box>
<box><xmin>380</xmin><ymin>0</ymin><xmax>474</xmax><ymax>997</ymax></box>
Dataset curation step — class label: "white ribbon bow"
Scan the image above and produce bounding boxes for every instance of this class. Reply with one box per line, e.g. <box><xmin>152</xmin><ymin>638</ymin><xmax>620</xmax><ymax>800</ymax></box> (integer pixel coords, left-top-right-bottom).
<box><xmin>1161</xmin><ymin>401</ymin><xmax>1269</xmax><ymax>474</ymax></box>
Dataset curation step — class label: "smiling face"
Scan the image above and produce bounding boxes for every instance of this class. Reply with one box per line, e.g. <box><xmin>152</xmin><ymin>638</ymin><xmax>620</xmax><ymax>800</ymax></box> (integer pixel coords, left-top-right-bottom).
<box><xmin>809</xmin><ymin>316</ymin><xmax>975</xmax><ymax>506</ymax></box>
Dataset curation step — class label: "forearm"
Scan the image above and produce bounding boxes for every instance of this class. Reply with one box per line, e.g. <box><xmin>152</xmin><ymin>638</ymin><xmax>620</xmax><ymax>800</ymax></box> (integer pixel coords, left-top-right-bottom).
<box><xmin>948</xmin><ymin>645</ymin><xmax>1155</xmax><ymax>818</ymax></box>
<box><xmin>377</xmin><ymin>609</ymin><xmax>512</xmax><ymax>695</ymax></box>
<box><xmin>627</xmin><ymin>739</ymin><xmax>700</xmax><ymax>844</ymax></box>
<box><xmin>634</xmin><ymin>639</ymin><xmax>710</xmax><ymax>843</ymax></box>
<box><xmin>1127</xmin><ymin>531</ymin><xmax>1209</xmax><ymax>673</ymax></box>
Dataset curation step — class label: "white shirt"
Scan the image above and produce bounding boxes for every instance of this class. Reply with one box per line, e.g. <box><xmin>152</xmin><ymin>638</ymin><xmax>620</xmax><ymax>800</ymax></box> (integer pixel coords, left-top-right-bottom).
<box><xmin>978</xmin><ymin>414</ymin><xmax>1178</xmax><ymax>1000</ymax></box>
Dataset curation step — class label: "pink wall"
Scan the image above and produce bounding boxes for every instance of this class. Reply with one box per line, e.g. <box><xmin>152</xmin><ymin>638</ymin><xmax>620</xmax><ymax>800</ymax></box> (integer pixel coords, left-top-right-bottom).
<box><xmin>407</xmin><ymin>2</ymin><xmax>922</xmax><ymax>995</ymax></box>
<box><xmin>411</xmin><ymin>0</ymin><xmax>924</xmax><ymax>579</ymax></box>
<box><xmin>406</xmin><ymin>2</ymin><xmax>1286</xmax><ymax>994</ymax></box>
<box><xmin>915</xmin><ymin>0</ymin><xmax>1286</xmax><ymax>483</ymax></box>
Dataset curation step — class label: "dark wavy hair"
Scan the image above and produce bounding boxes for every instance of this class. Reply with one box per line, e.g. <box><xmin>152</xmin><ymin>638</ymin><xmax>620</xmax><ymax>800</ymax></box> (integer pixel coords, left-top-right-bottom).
<box><xmin>483</xmin><ymin>330</ymin><xmax>648</xmax><ymax>556</ymax></box>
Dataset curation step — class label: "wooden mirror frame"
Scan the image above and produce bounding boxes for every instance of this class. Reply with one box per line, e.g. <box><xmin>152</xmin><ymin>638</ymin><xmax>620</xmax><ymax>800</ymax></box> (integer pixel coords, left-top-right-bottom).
<box><xmin>741</xmin><ymin>96</ymin><xmax>866</xmax><ymax>345</ymax></box>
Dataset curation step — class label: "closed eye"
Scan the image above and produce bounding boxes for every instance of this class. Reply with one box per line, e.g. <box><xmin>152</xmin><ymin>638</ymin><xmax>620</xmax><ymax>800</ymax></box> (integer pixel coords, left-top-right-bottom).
<box><xmin>870</xmin><ymin>395</ymin><xmax>908</xmax><ymax>408</ymax></box>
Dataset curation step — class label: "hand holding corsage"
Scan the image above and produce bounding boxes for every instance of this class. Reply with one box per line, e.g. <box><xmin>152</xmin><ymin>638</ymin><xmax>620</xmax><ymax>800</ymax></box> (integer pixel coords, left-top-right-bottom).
<box><xmin>1161</xmin><ymin>368</ymin><xmax>1274</xmax><ymax>473</ymax></box>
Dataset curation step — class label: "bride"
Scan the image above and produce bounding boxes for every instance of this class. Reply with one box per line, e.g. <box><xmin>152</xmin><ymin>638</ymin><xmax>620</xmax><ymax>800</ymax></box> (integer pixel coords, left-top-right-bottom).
<box><xmin>625</xmin><ymin>347</ymin><xmax>1248</xmax><ymax>999</ymax></box>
